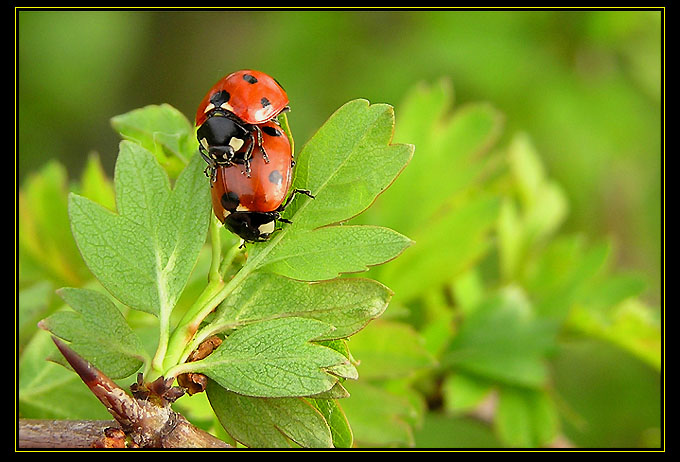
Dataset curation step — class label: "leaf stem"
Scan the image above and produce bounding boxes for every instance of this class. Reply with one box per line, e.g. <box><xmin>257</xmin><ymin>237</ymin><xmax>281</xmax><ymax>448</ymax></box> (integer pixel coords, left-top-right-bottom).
<box><xmin>150</xmin><ymin>302</ymin><xmax>172</xmax><ymax>380</ymax></box>
<box><xmin>208</xmin><ymin>216</ymin><xmax>222</xmax><ymax>282</ymax></box>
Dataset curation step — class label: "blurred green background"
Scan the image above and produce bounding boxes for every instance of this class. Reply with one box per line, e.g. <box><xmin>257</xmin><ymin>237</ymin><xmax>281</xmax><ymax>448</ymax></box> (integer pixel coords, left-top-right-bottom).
<box><xmin>18</xmin><ymin>9</ymin><xmax>661</xmax><ymax>299</ymax></box>
<box><xmin>18</xmin><ymin>9</ymin><xmax>662</xmax><ymax>448</ymax></box>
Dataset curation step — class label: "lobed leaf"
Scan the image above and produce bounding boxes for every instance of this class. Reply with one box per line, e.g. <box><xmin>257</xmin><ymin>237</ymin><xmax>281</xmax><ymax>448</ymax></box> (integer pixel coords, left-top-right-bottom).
<box><xmin>40</xmin><ymin>287</ymin><xmax>146</xmax><ymax>379</ymax></box>
<box><xmin>256</xmin><ymin>225</ymin><xmax>413</xmax><ymax>281</ymax></box>
<box><xmin>211</xmin><ymin>272</ymin><xmax>392</xmax><ymax>340</ymax></box>
<box><xmin>246</xmin><ymin>99</ymin><xmax>414</xmax><ymax>281</ymax></box>
<box><xmin>68</xmin><ymin>141</ymin><xmax>210</xmax><ymax>317</ymax></box>
<box><xmin>187</xmin><ymin>317</ymin><xmax>356</xmax><ymax>398</ymax></box>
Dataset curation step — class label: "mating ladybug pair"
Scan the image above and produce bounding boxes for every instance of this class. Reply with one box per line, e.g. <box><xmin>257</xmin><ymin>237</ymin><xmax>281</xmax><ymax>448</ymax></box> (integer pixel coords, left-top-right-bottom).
<box><xmin>195</xmin><ymin>70</ymin><xmax>313</xmax><ymax>242</ymax></box>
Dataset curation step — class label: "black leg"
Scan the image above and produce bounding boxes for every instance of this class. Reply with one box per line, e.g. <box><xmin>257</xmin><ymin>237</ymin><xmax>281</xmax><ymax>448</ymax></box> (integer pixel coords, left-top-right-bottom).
<box><xmin>242</xmin><ymin>133</ymin><xmax>255</xmax><ymax>177</ymax></box>
<box><xmin>253</xmin><ymin>125</ymin><xmax>270</xmax><ymax>163</ymax></box>
<box><xmin>278</xmin><ymin>188</ymin><xmax>315</xmax><ymax>212</ymax></box>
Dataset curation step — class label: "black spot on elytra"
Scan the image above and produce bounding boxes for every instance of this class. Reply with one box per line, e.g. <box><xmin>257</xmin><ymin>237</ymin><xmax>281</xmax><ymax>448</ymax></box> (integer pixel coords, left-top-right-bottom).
<box><xmin>210</xmin><ymin>90</ymin><xmax>230</xmax><ymax>105</ymax></box>
<box><xmin>269</xmin><ymin>170</ymin><xmax>283</xmax><ymax>186</ymax></box>
<box><xmin>261</xmin><ymin>125</ymin><xmax>281</xmax><ymax>137</ymax></box>
<box><xmin>221</xmin><ymin>191</ymin><xmax>240</xmax><ymax>211</ymax></box>
<box><xmin>243</xmin><ymin>74</ymin><xmax>258</xmax><ymax>84</ymax></box>
<box><xmin>260</xmin><ymin>97</ymin><xmax>271</xmax><ymax>108</ymax></box>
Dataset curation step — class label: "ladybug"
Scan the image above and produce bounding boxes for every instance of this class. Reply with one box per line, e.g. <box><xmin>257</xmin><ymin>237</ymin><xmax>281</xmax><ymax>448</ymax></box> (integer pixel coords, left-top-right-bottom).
<box><xmin>210</xmin><ymin>120</ymin><xmax>313</xmax><ymax>242</ymax></box>
<box><xmin>196</xmin><ymin>70</ymin><xmax>289</xmax><ymax>177</ymax></box>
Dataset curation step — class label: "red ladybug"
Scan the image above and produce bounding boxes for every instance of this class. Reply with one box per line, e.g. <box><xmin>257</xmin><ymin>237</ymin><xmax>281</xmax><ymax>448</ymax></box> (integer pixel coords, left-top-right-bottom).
<box><xmin>210</xmin><ymin>121</ymin><xmax>313</xmax><ymax>242</ymax></box>
<box><xmin>196</xmin><ymin>70</ymin><xmax>289</xmax><ymax>177</ymax></box>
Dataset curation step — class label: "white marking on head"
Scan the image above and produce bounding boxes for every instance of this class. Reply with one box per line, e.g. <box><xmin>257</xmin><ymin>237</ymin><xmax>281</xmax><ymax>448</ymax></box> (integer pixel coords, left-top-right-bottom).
<box><xmin>258</xmin><ymin>220</ymin><xmax>276</xmax><ymax>236</ymax></box>
<box><xmin>220</xmin><ymin>102</ymin><xmax>234</xmax><ymax>112</ymax></box>
<box><xmin>204</xmin><ymin>103</ymin><xmax>215</xmax><ymax>113</ymax></box>
<box><xmin>236</xmin><ymin>204</ymin><xmax>250</xmax><ymax>212</ymax></box>
<box><xmin>229</xmin><ymin>137</ymin><xmax>244</xmax><ymax>152</ymax></box>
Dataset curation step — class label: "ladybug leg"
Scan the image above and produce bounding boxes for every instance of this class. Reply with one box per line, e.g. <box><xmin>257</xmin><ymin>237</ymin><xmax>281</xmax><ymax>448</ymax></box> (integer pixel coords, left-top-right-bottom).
<box><xmin>242</xmin><ymin>135</ymin><xmax>255</xmax><ymax>177</ymax></box>
<box><xmin>277</xmin><ymin>188</ymin><xmax>315</xmax><ymax>213</ymax></box>
<box><xmin>199</xmin><ymin>150</ymin><xmax>217</xmax><ymax>182</ymax></box>
<box><xmin>253</xmin><ymin>125</ymin><xmax>270</xmax><ymax>164</ymax></box>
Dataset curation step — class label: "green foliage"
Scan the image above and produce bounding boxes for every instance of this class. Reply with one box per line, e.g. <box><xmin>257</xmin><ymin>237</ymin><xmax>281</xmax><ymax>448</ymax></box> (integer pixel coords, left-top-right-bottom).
<box><xmin>334</xmin><ymin>79</ymin><xmax>660</xmax><ymax>448</ymax></box>
<box><xmin>18</xmin><ymin>79</ymin><xmax>660</xmax><ymax>449</ymax></box>
<box><xmin>68</xmin><ymin>141</ymin><xmax>211</xmax><ymax>318</ymax></box>
<box><xmin>21</xmin><ymin>100</ymin><xmax>414</xmax><ymax>448</ymax></box>
<box><xmin>40</xmin><ymin>288</ymin><xmax>147</xmax><ymax>379</ymax></box>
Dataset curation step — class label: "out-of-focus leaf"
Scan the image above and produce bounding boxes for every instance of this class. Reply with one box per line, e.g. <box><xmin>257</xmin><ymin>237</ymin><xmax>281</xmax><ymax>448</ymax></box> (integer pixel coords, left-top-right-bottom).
<box><xmin>18</xmin><ymin>331</ymin><xmax>112</xmax><ymax>420</ymax></box>
<box><xmin>18</xmin><ymin>281</ymin><xmax>53</xmax><ymax>351</ymax></box>
<box><xmin>19</xmin><ymin>161</ymin><xmax>90</xmax><ymax>287</ymax></box>
<box><xmin>379</xmin><ymin>193</ymin><xmax>500</xmax><ymax>302</ymax></box>
<box><xmin>442</xmin><ymin>287</ymin><xmax>557</xmax><ymax>388</ymax></box>
<box><xmin>78</xmin><ymin>152</ymin><xmax>115</xmax><ymax>211</ymax></box>
<box><xmin>341</xmin><ymin>380</ymin><xmax>417</xmax><ymax>447</ymax></box>
<box><xmin>110</xmin><ymin>104</ymin><xmax>195</xmax><ymax>178</ymax></box>
<box><xmin>347</xmin><ymin>320</ymin><xmax>436</xmax><ymax>381</ymax></box>
<box><xmin>441</xmin><ymin>372</ymin><xmax>493</xmax><ymax>415</ymax></box>
<box><xmin>370</xmin><ymin>79</ymin><xmax>504</xmax><ymax>235</ymax></box>
<box><xmin>568</xmin><ymin>299</ymin><xmax>660</xmax><ymax>370</ymax></box>
<box><xmin>495</xmin><ymin>386</ymin><xmax>559</xmax><ymax>448</ymax></box>
<box><xmin>40</xmin><ymin>287</ymin><xmax>147</xmax><ymax>379</ymax></box>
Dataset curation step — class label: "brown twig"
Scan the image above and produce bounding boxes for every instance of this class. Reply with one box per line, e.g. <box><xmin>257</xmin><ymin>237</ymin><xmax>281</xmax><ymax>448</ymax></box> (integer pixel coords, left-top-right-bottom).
<box><xmin>18</xmin><ymin>337</ymin><xmax>230</xmax><ymax>449</ymax></box>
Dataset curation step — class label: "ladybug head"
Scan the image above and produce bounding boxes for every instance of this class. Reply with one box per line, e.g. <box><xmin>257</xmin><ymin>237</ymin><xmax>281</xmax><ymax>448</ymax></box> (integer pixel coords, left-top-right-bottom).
<box><xmin>224</xmin><ymin>211</ymin><xmax>279</xmax><ymax>242</ymax></box>
<box><xmin>197</xmin><ymin>115</ymin><xmax>249</xmax><ymax>166</ymax></box>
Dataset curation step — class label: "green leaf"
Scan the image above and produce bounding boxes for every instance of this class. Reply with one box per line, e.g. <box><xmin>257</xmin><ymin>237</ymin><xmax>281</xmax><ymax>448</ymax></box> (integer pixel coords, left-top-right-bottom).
<box><xmin>111</xmin><ymin>104</ymin><xmax>195</xmax><ymax>178</ymax></box>
<box><xmin>495</xmin><ymin>386</ymin><xmax>559</xmax><ymax>448</ymax></box>
<box><xmin>210</xmin><ymin>272</ymin><xmax>392</xmax><ymax>340</ymax></box>
<box><xmin>207</xmin><ymin>383</ymin><xmax>334</xmax><ymax>448</ymax></box>
<box><xmin>19</xmin><ymin>161</ymin><xmax>91</xmax><ymax>287</ymax></box>
<box><xmin>287</xmin><ymin>99</ymin><xmax>413</xmax><ymax>229</ymax></box>
<box><xmin>347</xmin><ymin>320</ymin><xmax>436</xmax><ymax>381</ymax></box>
<box><xmin>380</xmin><ymin>194</ymin><xmax>500</xmax><ymax>302</ymax></box>
<box><xmin>370</xmin><ymin>79</ymin><xmax>504</xmax><ymax>235</ymax></box>
<box><xmin>442</xmin><ymin>373</ymin><xmax>493</xmax><ymax>415</ymax></box>
<box><xmin>40</xmin><ymin>288</ymin><xmax>147</xmax><ymax>379</ymax></box>
<box><xmin>341</xmin><ymin>380</ymin><xmax>416</xmax><ymax>447</ymax></box>
<box><xmin>568</xmin><ymin>299</ymin><xmax>660</xmax><ymax>370</ymax></box>
<box><xmin>308</xmin><ymin>398</ymin><xmax>353</xmax><ymax>448</ymax></box>
<box><xmin>256</xmin><ymin>225</ymin><xmax>413</xmax><ymax>281</ymax></box>
<box><xmin>186</xmin><ymin>317</ymin><xmax>355</xmax><ymax>398</ymax></box>
<box><xmin>244</xmin><ymin>99</ymin><xmax>413</xmax><ymax>281</ymax></box>
<box><xmin>79</xmin><ymin>152</ymin><xmax>116</xmax><ymax>211</ymax></box>
<box><xmin>19</xmin><ymin>331</ymin><xmax>113</xmax><ymax>420</ymax></box>
<box><xmin>68</xmin><ymin>142</ymin><xmax>210</xmax><ymax>317</ymax></box>
<box><xmin>442</xmin><ymin>288</ymin><xmax>557</xmax><ymax>388</ymax></box>
<box><xmin>499</xmin><ymin>133</ymin><xmax>568</xmax><ymax>281</ymax></box>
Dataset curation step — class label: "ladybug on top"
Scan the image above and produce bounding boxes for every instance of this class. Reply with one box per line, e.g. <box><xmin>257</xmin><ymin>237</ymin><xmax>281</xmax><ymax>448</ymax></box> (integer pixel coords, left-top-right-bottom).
<box><xmin>196</xmin><ymin>69</ymin><xmax>290</xmax><ymax>178</ymax></box>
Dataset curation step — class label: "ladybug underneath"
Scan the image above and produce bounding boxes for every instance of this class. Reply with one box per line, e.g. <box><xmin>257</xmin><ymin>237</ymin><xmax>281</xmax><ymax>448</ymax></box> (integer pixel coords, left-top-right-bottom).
<box><xmin>196</xmin><ymin>70</ymin><xmax>289</xmax><ymax>178</ymax></box>
<box><xmin>210</xmin><ymin>120</ymin><xmax>313</xmax><ymax>242</ymax></box>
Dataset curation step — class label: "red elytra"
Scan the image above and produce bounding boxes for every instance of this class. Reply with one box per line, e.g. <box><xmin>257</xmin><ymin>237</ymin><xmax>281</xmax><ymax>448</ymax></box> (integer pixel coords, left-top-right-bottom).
<box><xmin>210</xmin><ymin>121</ymin><xmax>293</xmax><ymax>220</ymax></box>
<box><xmin>196</xmin><ymin>70</ymin><xmax>289</xmax><ymax>128</ymax></box>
